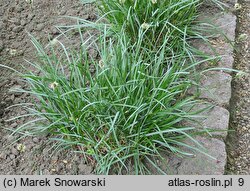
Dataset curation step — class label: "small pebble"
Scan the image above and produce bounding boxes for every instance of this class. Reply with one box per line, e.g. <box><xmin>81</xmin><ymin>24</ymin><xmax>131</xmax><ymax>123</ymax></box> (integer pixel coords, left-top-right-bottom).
<box><xmin>10</xmin><ymin>122</ymin><xmax>18</xmax><ymax>128</ymax></box>
<box><xmin>78</xmin><ymin>164</ymin><xmax>93</xmax><ymax>174</ymax></box>
<box><xmin>32</xmin><ymin>137</ymin><xmax>39</xmax><ymax>143</ymax></box>
<box><xmin>36</xmin><ymin>23</ymin><xmax>45</xmax><ymax>31</ymax></box>
<box><xmin>9</xmin><ymin>154</ymin><xmax>15</xmax><ymax>160</ymax></box>
<box><xmin>11</xmin><ymin>148</ymin><xmax>19</xmax><ymax>156</ymax></box>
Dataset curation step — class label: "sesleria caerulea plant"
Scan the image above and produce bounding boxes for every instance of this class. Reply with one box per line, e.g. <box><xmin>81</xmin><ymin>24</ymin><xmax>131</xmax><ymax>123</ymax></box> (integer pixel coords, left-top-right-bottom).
<box><xmin>2</xmin><ymin>0</ymin><xmax>229</xmax><ymax>174</ymax></box>
<box><xmin>6</xmin><ymin>28</ymin><xmax>214</xmax><ymax>174</ymax></box>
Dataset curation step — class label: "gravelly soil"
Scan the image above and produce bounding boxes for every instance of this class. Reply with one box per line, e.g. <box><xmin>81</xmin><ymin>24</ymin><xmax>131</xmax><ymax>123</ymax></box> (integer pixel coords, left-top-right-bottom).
<box><xmin>226</xmin><ymin>0</ymin><xmax>250</xmax><ymax>175</ymax></box>
<box><xmin>0</xmin><ymin>0</ymin><xmax>96</xmax><ymax>175</ymax></box>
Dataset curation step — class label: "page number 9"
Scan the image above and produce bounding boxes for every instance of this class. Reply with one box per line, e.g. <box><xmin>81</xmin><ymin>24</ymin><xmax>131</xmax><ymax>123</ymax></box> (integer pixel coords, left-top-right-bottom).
<box><xmin>238</xmin><ymin>178</ymin><xmax>244</xmax><ymax>186</ymax></box>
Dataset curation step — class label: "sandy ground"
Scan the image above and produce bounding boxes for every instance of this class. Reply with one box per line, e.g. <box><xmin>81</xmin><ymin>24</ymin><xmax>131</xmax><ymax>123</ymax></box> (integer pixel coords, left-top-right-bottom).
<box><xmin>226</xmin><ymin>0</ymin><xmax>250</xmax><ymax>175</ymax></box>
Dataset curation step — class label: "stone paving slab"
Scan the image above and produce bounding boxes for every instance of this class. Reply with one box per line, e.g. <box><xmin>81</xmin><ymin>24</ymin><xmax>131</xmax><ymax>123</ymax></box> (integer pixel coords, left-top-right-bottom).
<box><xmin>213</xmin><ymin>12</ymin><xmax>236</xmax><ymax>40</ymax></box>
<box><xmin>196</xmin><ymin>12</ymin><xmax>236</xmax><ymax>70</ymax></box>
<box><xmin>195</xmin><ymin>40</ymin><xmax>234</xmax><ymax>70</ymax></box>
<box><xmin>166</xmin><ymin>5</ymin><xmax>236</xmax><ymax>175</ymax></box>
<box><xmin>199</xmin><ymin>71</ymin><xmax>232</xmax><ymax>106</ymax></box>
<box><xmin>167</xmin><ymin>136</ymin><xmax>227</xmax><ymax>175</ymax></box>
<box><xmin>184</xmin><ymin>104</ymin><xmax>230</xmax><ymax>139</ymax></box>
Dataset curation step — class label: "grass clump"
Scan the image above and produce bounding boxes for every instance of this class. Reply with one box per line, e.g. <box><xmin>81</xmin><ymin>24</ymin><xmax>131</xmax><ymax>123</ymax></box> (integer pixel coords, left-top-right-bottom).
<box><xmin>82</xmin><ymin>0</ymin><xmax>202</xmax><ymax>52</ymax></box>
<box><xmin>14</xmin><ymin>31</ymin><xmax>208</xmax><ymax>174</ymax></box>
<box><xmin>5</xmin><ymin>0</ymin><xmax>225</xmax><ymax>174</ymax></box>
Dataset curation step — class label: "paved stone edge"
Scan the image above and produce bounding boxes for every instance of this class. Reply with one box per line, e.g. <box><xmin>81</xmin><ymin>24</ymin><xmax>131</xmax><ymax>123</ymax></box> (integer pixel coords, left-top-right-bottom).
<box><xmin>165</xmin><ymin>5</ymin><xmax>236</xmax><ymax>175</ymax></box>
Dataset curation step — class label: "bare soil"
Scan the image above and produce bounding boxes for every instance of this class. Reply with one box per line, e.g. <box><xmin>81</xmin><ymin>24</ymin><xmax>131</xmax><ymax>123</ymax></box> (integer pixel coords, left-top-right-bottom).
<box><xmin>0</xmin><ymin>0</ymin><xmax>95</xmax><ymax>175</ymax></box>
